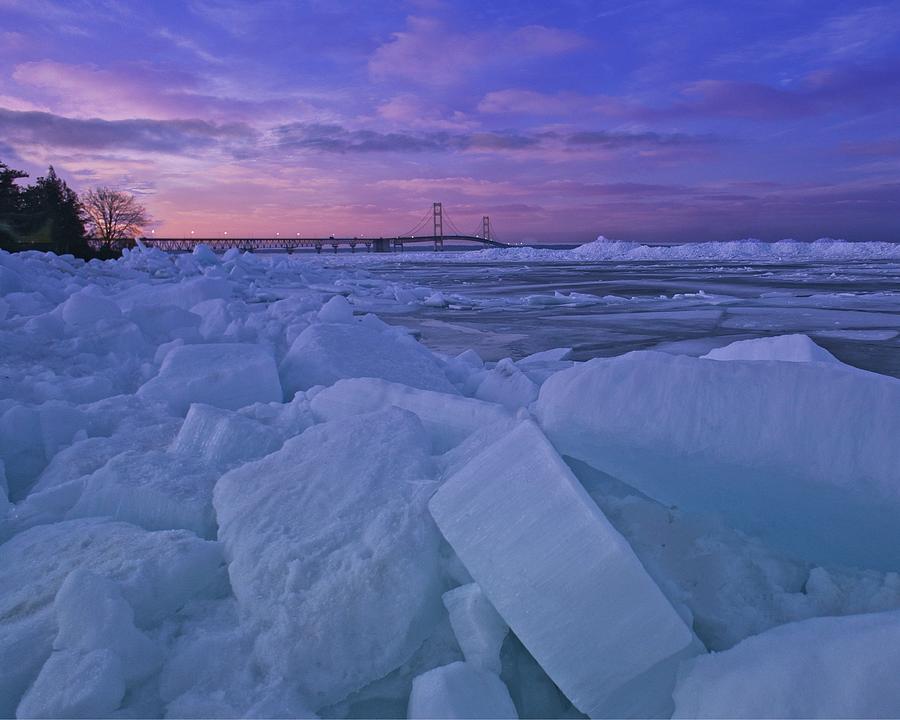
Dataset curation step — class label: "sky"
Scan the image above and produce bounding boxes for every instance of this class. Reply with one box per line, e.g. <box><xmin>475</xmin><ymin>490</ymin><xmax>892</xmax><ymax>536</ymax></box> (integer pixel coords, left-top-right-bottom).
<box><xmin>1</xmin><ymin>0</ymin><xmax>899</xmax><ymax>243</ymax></box>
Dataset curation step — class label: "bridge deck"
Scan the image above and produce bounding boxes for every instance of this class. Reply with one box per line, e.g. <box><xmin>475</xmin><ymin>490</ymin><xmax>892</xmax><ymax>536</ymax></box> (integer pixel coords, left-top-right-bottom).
<box><xmin>139</xmin><ymin>234</ymin><xmax>508</xmax><ymax>253</ymax></box>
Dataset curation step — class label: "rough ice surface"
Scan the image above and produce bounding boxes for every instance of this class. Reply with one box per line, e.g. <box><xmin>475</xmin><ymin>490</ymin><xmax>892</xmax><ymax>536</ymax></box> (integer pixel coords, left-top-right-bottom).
<box><xmin>169</xmin><ymin>402</ymin><xmax>284</xmax><ymax>467</ymax></box>
<box><xmin>701</xmin><ymin>333</ymin><xmax>839</xmax><ymax>363</ymax></box>
<box><xmin>672</xmin><ymin>610</ymin><xmax>900</xmax><ymax>718</ymax></box>
<box><xmin>442</xmin><ymin>583</ymin><xmax>509</xmax><ymax>674</ymax></box>
<box><xmin>138</xmin><ymin>342</ymin><xmax>283</xmax><ymax>414</ymax></box>
<box><xmin>536</xmin><ymin>350</ymin><xmax>900</xmax><ymax>569</ymax></box>
<box><xmin>309</xmin><ymin>377</ymin><xmax>512</xmax><ymax>452</ymax></box>
<box><xmin>408</xmin><ymin>662</ymin><xmax>519</xmax><ymax>719</ymax></box>
<box><xmin>429</xmin><ymin>419</ymin><xmax>694</xmax><ymax>717</ymax></box>
<box><xmin>280</xmin><ymin>321</ymin><xmax>456</xmax><ymax>397</ymax></box>
<box><xmin>214</xmin><ymin>408</ymin><xmax>443</xmax><ymax>710</ymax></box>
<box><xmin>4</xmin><ymin>243</ymin><xmax>900</xmax><ymax>718</ymax></box>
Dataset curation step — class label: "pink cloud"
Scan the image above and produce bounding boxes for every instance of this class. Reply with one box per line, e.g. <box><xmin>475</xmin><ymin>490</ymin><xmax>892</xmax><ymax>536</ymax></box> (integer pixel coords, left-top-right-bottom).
<box><xmin>369</xmin><ymin>16</ymin><xmax>586</xmax><ymax>85</ymax></box>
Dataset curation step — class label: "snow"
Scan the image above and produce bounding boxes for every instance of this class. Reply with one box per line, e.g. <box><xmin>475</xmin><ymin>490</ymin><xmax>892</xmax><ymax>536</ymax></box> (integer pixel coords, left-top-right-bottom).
<box><xmin>137</xmin><ymin>342</ymin><xmax>283</xmax><ymax>415</ymax></box>
<box><xmin>408</xmin><ymin>662</ymin><xmax>518</xmax><ymax>719</ymax></box>
<box><xmin>536</xmin><ymin>350</ymin><xmax>900</xmax><ymax>569</ymax></box>
<box><xmin>213</xmin><ymin>408</ymin><xmax>443</xmax><ymax>710</ymax></box>
<box><xmin>673</xmin><ymin>610</ymin><xmax>900</xmax><ymax>718</ymax></box>
<box><xmin>429</xmin><ymin>419</ymin><xmax>694</xmax><ymax>717</ymax></box>
<box><xmin>701</xmin><ymin>333</ymin><xmax>839</xmax><ymax>363</ymax></box>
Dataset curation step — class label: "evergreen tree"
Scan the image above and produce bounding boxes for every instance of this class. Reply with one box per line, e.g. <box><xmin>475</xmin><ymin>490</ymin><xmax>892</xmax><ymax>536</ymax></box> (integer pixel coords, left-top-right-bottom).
<box><xmin>20</xmin><ymin>166</ymin><xmax>89</xmax><ymax>256</ymax></box>
<box><xmin>0</xmin><ymin>161</ymin><xmax>28</xmax><ymax>250</ymax></box>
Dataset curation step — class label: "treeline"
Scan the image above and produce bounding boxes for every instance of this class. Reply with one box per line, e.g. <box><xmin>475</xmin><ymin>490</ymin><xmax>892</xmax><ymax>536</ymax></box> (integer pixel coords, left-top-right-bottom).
<box><xmin>0</xmin><ymin>160</ymin><xmax>149</xmax><ymax>259</ymax></box>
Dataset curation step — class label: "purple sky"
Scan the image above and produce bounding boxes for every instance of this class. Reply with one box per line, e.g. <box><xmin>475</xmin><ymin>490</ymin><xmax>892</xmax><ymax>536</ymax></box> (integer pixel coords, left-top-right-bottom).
<box><xmin>1</xmin><ymin>0</ymin><xmax>899</xmax><ymax>243</ymax></box>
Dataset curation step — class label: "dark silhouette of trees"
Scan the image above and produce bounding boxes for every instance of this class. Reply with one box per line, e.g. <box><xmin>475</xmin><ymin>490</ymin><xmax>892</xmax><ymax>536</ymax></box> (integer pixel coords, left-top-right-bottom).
<box><xmin>0</xmin><ymin>161</ymin><xmax>90</xmax><ymax>257</ymax></box>
<box><xmin>83</xmin><ymin>187</ymin><xmax>150</xmax><ymax>250</ymax></box>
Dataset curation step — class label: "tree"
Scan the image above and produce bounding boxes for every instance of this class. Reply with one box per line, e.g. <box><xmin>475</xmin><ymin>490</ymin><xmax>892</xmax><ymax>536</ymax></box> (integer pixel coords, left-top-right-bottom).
<box><xmin>83</xmin><ymin>187</ymin><xmax>150</xmax><ymax>249</ymax></box>
<box><xmin>0</xmin><ymin>161</ymin><xmax>28</xmax><ymax>250</ymax></box>
<box><xmin>20</xmin><ymin>166</ymin><xmax>88</xmax><ymax>255</ymax></box>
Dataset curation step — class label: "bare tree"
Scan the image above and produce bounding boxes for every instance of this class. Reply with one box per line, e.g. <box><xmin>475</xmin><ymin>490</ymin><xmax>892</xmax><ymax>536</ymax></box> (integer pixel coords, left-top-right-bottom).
<box><xmin>83</xmin><ymin>187</ymin><xmax>150</xmax><ymax>249</ymax></box>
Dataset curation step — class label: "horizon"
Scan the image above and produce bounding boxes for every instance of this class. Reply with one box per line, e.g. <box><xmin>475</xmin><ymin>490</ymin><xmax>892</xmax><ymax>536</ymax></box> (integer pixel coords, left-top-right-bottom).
<box><xmin>1</xmin><ymin>1</ymin><xmax>899</xmax><ymax>244</ymax></box>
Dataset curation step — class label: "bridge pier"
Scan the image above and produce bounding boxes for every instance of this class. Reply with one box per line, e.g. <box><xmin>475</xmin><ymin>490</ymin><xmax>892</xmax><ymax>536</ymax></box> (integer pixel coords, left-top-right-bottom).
<box><xmin>365</xmin><ymin>241</ymin><xmax>373</xmax><ymax>252</ymax></box>
<box><xmin>349</xmin><ymin>240</ymin><xmax>357</xmax><ymax>253</ymax></box>
<box><xmin>315</xmin><ymin>242</ymin><xmax>323</xmax><ymax>253</ymax></box>
<box><xmin>374</xmin><ymin>238</ymin><xmax>390</xmax><ymax>252</ymax></box>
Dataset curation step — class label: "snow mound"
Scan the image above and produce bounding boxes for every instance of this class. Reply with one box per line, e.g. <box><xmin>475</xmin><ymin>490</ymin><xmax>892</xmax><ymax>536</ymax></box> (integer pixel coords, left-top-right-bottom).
<box><xmin>701</xmin><ymin>333</ymin><xmax>839</xmax><ymax>363</ymax></box>
<box><xmin>536</xmin><ymin>351</ymin><xmax>900</xmax><ymax>568</ymax></box>
<box><xmin>673</xmin><ymin>610</ymin><xmax>900</xmax><ymax>718</ymax></box>
<box><xmin>137</xmin><ymin>342</ymin><xmax>283</xmax><ymax>414</ymax></box>
<box><xmin>214</xmin><ymin>408</ymin><xmax>443</xmax><ymax>710</ymax></box>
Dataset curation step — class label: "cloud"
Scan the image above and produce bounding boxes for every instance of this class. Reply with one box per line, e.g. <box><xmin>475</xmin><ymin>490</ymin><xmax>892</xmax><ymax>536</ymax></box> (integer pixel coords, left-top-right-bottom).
<box><xmin>270</xmin><ymin>122</ymin><xmax>714</xmax><ymax>156</ymax></box>
<box><xmin>369</xmin><ymin>16</ymin><xmax>586</xmax><ymax>85</ymax></box>
<box><xmin>10</xmin><ymin>60</ymin><xmax>294</xmax><ymax>122</ymax></box>
<box><xmin>0</xmin><ymin>108</ymin><xmax>257</xmax><ymax>154</ymax></box>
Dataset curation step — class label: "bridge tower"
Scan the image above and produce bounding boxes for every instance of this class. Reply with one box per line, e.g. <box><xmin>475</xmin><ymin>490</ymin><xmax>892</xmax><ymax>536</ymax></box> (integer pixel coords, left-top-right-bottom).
<box><xmin>482</xmin><ymin>216</ymin><xmax>491</xmax><ymax>242</ymax></box>
<box><xmin>433</xmin><ymin>202</ymin><xmax>443</xmax><ymax>251</ymax></box>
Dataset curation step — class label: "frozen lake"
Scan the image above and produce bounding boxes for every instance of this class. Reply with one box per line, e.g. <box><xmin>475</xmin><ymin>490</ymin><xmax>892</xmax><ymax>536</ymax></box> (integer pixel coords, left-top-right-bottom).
<box><xmin>338</xmin><ymin>257</ymin><xmax>900</xmax><ymax>377</ymax></box>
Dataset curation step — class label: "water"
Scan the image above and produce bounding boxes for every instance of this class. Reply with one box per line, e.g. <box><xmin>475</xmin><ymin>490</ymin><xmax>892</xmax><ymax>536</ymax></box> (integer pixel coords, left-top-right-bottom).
<box><xmin>351</xmin><ymin>259</ymin><xmax>900</xmax><ymax>377</ymax></box>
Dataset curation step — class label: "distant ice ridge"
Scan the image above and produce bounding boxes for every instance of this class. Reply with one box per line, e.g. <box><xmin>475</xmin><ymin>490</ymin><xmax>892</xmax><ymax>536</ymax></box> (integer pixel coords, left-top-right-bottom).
<box><xmin>429</xmin><ymin>236</ymin><xmax>900</xmax><ymax>262</ymax></box>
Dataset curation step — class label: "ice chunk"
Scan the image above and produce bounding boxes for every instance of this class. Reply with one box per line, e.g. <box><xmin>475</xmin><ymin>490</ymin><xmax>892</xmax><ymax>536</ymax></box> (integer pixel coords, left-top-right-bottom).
<box><xmin>517</xmin><ymin>347</ymin><xmax>573</xmax><ymax>364</ymax></box>
<box><xmin>535</xmin><ymin>351</ymin><xmax>900</xmax><ymax>569</ymax></box>
<box><xmin>126</xmin><ymin>304</ymin><xmax>201</xmax><ymax>344</ymax></box>
<box><xmin>170</xmin><ymin>403</ymin><xmax>282</xmax><ymax>467</ymax></box>
<box><xmin>280</xmin><ymin>322</ymin><xmax>455</xmax><ymax>397</ymax></box>
<box><xmin>473</xmin><ymin>359</ymin><xmax>539</xmax><ymax>411</ymax></box>
<box><xmin>701</xmin><ymin>333</ymin><xmax>839</xmax><ymax>363</ymax></box>
<box><xmin>408</xmin><ymin>662</ymin><xmax>518</xmax><ymax>719</ymax></box>
<box><xmin>192</xmin><ymin>243</ymin><xmax>219</xmax><ymax>265</ymax></box>
<box><xmin>442</xmin><ymin>584</ymin><xmax>508</xmax><ymax>674</ymax></box>
<box><xmin>310</xmin><ymin>378</ymin><xmax>512</xmax><ymax>453</ymax></box>
<box><xmin>67</xmin><ymin>450</ymin><xmax>219</xmax><ymax>538</ymax></box>
<box><xmin>0</xmin><ymin>518</ymin><xmax>223</xmax><ymax>717</ymax></box>
<box><xmin>424</xmin><ymin>291</ymin><xmax>448</xmax><ymax>307</ymax></box>
<box><xmin>318</xmin><ymin>295</ymin><xmax>354</xmax><ymax>323</ymax></box>
<box><xmin>17</xmin><ymin>648</ymin><xmax>126</xmax><ymax>719</ymax></box>
<box><xmin>137</xmin><ymin>342</ymin><xmax>283</xmax><ymax>414</ymax></box>
<box><xmin>673</xmin><ymin>610</ymin><xmax>900</xmax><ymax>719</ymax></box>
<box><xmin>18</xmin><ymin>570</ymin><xmax>161</xmax><ymax>718</ymax></box>
<box><xmin>428</xmin><ymin>420</ymin><xmax>693</xmax><ymax>717</ymax></box>
<box><xmin>214</xmin><ymin>408</ymin><xmax>443</xmax><ymax>709</ymax></box>
<box><xmin>60</xmin><ymin>288</ymin><xmax>122</xmax><ymax>326</ymax></box>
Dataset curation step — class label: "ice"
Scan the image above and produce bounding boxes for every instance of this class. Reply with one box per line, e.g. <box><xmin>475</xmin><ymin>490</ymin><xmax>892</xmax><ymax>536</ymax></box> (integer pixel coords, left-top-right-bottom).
<box><xmin>517</xmin><ymin>347</ymin><xmax>573</xmax><ymax>364</ymax></box>
<box><xmin>472</xmin><ymin>359</ymin><xmax>539</xmax><ymax>411</ymax></box>
<box><xmin>17</xmin><ymin>570</ymin><xmax>161</xmax><ymax>718</ymax></box>
<box><xmin>428</xmin><ymin>419</ymin><xmax>694</xmax><ymax>717</ymax></box>
<box><xmin>407</xmin><ymin>662</ymin><xmax>518</xmax><ymax>719</ymax></box>
<box><xmin>424</xmin><ymin>291</ymin><xmax>448</xmax><ymax>307</ymax></box>
<box><xmin>170</xmin><ymin>403</ymin><xmax>283</xmax><ymax>467</ymax></box>
<box><xmin>66</xmin><ymin>450</ymin><xmax>219</xmax><ymax>537</ymax></box>
<box><xmin>673</xmin><ymin>610</ymin><xmax>900</xmax><ymax>718</ymax></box>
<box><xmin>317</xmin><ymin>294</ymin><xmax>354</xmax><ymax>323</ymax></box>
<box><xmin>0</xmin><ymin>401</ymin><xmax>87</xmax><ymax>500</ymax></box>
<box><xmin>0</xmin><ymin>518</ymin><xmax>223</xmax><ymax>717</ymax></box>
<box><xmin>309</xmin><ymin>378</ymin><xmax>513</xmax><ymax>452</ymax></box>
<box><xmin>279</xmin><ymin>321</ymin><xmax>456</xmax><ymax>397</ymax></box>
<box><xmin>137</xmin><ymin>342</ymin><xmax>283</xmax><ymax>414</ymax></box>
<box><xmin>59</xmin><ymin>287</ymin><xmax>122</xmax><ymax>326</ymax></box>
<box><xmin>701</xmin><ymin>333</ymin><xmax>839</xmax><ymax>363</ymax></box>
<box><xmin>214</xmin><ymin>408</ymin><xmax>443</xmax><ymax>709</ymax></box>
<box><xmin>442</xmin><ymin>584</ymin><xmax>508</xmax><ymax>674</ymax></box>
<box><xmin>536</xmin><ymin>350</ymin><xmax>900</xmax><ymax>569</ymax></box>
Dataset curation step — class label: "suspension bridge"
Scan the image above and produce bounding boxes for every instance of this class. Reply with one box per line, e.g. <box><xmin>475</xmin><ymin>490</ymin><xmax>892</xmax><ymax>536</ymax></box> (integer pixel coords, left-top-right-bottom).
<box><xmin>140</xmin><ymin>203</ymin><xmax>510</xmax><ymax>253</ymax></box>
